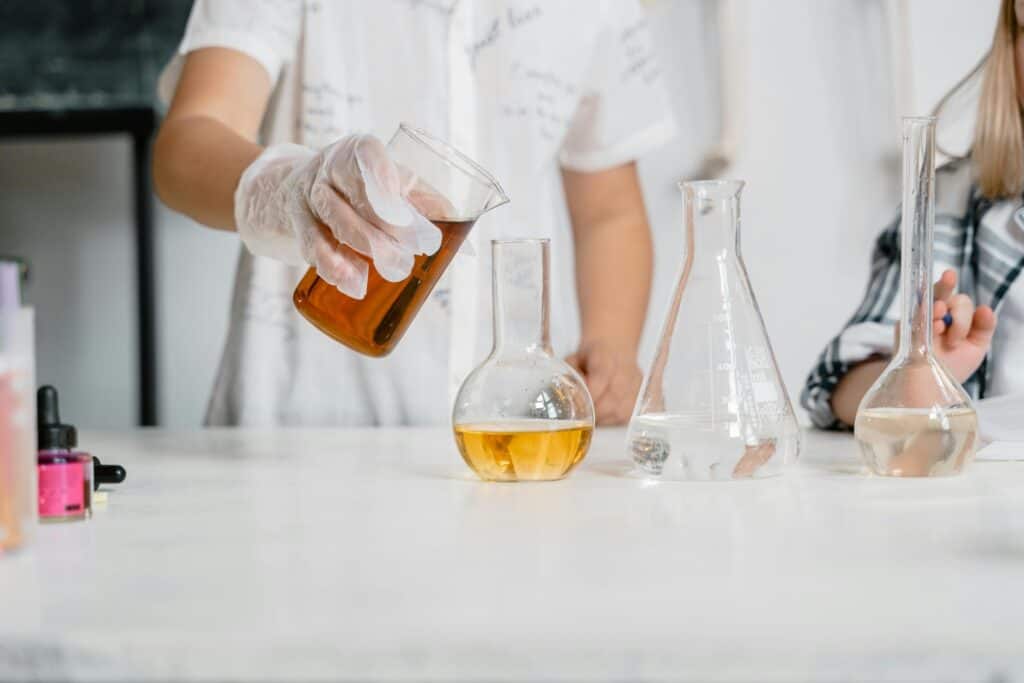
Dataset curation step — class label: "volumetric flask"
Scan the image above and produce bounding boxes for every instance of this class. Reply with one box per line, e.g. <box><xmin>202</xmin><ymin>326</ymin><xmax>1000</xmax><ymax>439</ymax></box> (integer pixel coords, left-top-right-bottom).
<box><xmin>452</xmin><ymin>239</ymin><xmax>594</xmax><ymax>482</ymax></box>
<box><xmin>628</xmin><ymin>180</ymin><xmax>800</xmax><ymax>480</ymax></box>
<box><xmin>293</xmin><ymin>123</ymin><xmax>509</xmax><ymax>356</ymax></box>
<box><xmin>854</xmin><ymin>117</ymin><xmax>978</xmax><ymax>477</ymax></box>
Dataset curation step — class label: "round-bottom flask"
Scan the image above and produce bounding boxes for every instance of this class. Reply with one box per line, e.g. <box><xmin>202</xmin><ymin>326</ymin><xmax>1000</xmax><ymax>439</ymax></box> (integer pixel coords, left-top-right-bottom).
<box><xmin>452</xmin><ymin>239</ymin><xmax>595</xmax><ymax>482</ymax></box>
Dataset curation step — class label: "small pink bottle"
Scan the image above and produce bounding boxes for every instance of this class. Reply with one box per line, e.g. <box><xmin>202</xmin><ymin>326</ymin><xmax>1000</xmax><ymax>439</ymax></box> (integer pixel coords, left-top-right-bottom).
<box><xmin>37</xmin><ymin>386</ymin><xmax>92</xmax><ymax>522</ymax></box>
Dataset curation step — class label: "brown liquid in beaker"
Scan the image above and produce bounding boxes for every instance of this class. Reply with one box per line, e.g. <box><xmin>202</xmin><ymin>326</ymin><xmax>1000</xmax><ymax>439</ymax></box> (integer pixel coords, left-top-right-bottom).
<box><xmin>293</xmin><ymin>218</ymin><xmax>474</xmax><ymax>356</ymax></box>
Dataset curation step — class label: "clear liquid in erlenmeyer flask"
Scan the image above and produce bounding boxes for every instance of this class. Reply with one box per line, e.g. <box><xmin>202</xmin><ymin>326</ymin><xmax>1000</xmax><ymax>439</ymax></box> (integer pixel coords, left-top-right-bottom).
<box><xmin>630</xmin><ymin>412</ymin><xmax>799</xmax><ymax>480</ymax></box>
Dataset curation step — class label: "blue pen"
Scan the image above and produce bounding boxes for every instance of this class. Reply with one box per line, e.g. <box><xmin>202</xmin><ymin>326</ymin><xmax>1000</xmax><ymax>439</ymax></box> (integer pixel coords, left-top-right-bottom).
<box><xmin>942</xmin><ymin>312</ymin><xmax>953</xmax><ymax>328</ymax></box>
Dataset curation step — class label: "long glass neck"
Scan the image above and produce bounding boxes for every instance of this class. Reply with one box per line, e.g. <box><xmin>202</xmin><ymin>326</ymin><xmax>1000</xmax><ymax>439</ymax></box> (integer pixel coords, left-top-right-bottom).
<box><xmin>682</xmin><ymin>181</ymin><xmax>744</xmax><ymax>265</ymax></box>
<box><xmin>491</xmin><ymin>240</ymin><xmax>551</xmax><ymax>354</ymax></box>
<box><xmin>896</xmin><ymin>117</ymin><xmax>937</xmax><ymax>362</ymax></box>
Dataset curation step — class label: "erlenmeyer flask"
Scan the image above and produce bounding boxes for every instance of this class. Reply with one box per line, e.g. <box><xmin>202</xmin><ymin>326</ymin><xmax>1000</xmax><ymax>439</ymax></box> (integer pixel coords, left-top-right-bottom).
<box><xmin>452</xmin><ymin>239</ymin><xmax>594</xmax><ymax>482</ymax></box>
<box><xmin>628</xmin><ymin>180</ymin><xmax>800</xmax><ymax>480</ymax></box>
<box><xmin>293</xmin><ymin>123</ymin><xmax>509</xmax><ymax>356</ymax></box>
<box><xmin>854</xmin><ymin>117</ymin><xmax>978</xmax><ymax>477</ymax></box>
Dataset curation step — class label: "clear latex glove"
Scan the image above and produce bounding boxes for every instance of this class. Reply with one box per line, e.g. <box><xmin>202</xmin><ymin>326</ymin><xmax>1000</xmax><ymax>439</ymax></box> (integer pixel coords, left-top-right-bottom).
<box><xmin>234</xmin><ymin>135</ymin><xmax>442</xmax><ymax>299</ymax></box>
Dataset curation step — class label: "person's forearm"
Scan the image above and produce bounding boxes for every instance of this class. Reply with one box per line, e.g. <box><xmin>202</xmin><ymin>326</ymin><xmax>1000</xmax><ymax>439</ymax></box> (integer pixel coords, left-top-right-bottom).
<box><xmin>830</xmin><ymin>358</ymin><xmax>888</xmax><ymax>427</ymax></box>
<box><xmin>574</xmin><ymin>215</ymin><xmax>652</xmax><ymax>354</ymax></box>
<box><xmin>153</xmin><ymin>115</ymin><xmax>263</xmax><ymax>231</ymax></box>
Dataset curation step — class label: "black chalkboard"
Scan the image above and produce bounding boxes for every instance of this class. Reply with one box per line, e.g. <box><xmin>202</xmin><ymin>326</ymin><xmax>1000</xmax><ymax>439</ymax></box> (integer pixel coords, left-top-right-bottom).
<box><xmin>0</xmin><ymin>0</ymin><xmax>192</xmax><ymax>111</ymax></box>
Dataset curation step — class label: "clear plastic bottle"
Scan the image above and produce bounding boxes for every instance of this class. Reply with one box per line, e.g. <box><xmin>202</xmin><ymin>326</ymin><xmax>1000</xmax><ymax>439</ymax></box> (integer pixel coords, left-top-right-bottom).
<box><xmin>628</xmin><ymin>180</ymin><xmax>800</xmax><ymax>480</ymax></box>
<box><xmin>452</xmin><ymin>239</ymin><xmax>594</xmax><ymax>482</ymax></box>
<box><xmin>0</xmin><ymin>300</ymin><xmax>35</xmax><ymax>551</ymax></box>
<box><xmin>854</xmin><ymin>117</ymin><xmax>978</xmax><ymax>477</ymax></box>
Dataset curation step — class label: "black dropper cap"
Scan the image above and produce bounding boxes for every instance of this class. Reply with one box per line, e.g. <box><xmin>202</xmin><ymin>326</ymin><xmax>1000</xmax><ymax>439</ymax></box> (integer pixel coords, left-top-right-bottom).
<box><xmin>93</xmin><ymin>456</ymin><xmax>126</xmax><ymax>490</ymax></box>
<box><xmin>37</xmin><ymin>385</ymin><xmax>77</xmax><ymax>450</ymax></box>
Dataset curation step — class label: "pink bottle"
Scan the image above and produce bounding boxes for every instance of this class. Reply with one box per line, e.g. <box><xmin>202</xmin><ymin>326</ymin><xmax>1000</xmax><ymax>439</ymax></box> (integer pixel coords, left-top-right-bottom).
<box><xmin>37</xmin><ymin>386</ymin><xmax>92</xmax><ymax>522</ymax></box>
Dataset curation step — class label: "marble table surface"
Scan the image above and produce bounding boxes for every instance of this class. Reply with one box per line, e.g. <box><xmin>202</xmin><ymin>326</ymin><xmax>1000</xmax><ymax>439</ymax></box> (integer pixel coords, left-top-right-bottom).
<box><xmin>2</xmin><ymin>427</ymin><xmax>1023</xmax><ymax>682</ymax></box>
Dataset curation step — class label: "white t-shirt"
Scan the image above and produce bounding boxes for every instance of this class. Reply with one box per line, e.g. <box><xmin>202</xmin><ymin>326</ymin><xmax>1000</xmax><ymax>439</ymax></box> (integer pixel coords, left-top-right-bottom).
<box><xmin>984</xmin><ymin>201</ymin><xmax>1024</xmax><ymax>396</ymax></box>
<box><xmin>159</xmin><ymin>0</ymin><xmax>676</xmax><ymax>426</ymax></box>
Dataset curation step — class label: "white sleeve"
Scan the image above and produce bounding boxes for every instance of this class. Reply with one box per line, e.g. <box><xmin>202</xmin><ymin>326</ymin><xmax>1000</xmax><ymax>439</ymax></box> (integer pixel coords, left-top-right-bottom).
<box><xmin>558</xmin><ymin>0</ymin><xmax>677</xmax><ymax>172</ymax></box>
<box><xmin>157</xmin><ymin>0</ymin><xmax>302</xmax><ymax>105</ymax></box>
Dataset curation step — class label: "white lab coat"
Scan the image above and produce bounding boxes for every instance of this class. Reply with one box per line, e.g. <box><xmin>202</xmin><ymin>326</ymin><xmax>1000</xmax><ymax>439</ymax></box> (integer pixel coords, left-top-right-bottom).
<box><xmin>159</xmin><ymin>0</ymin><xmax>675</xmax><ymax>426</ymax></box>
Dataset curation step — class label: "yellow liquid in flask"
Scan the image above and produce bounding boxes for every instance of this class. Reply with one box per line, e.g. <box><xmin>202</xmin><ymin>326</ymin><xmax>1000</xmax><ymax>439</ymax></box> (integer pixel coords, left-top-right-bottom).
<box><xmin>454</xmin><ymin>420</ymin><xmax>593</xmax><ymax>482</ymax></box>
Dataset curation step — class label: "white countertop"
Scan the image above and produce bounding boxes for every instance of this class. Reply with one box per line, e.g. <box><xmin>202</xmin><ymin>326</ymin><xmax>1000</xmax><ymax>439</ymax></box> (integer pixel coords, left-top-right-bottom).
<box><xmin>2</xmin><ymin>427</ymin><xmax>1023</xmax><ymax>682</ymax></box>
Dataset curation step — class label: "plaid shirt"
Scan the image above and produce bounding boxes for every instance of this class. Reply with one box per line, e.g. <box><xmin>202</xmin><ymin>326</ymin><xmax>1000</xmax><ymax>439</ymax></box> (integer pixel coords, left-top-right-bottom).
<box><xmin>802</xmin><ymin>158</ymin><xmax>1024</xmax><ymax>429</ymax></box>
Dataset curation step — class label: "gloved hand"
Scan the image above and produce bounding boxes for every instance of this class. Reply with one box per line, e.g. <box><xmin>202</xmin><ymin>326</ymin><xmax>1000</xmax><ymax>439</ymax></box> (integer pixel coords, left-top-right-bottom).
<box><xmin>234</xmin><ymin>134</ymin><xmax>442</xmax><ymax>299</ymax></box>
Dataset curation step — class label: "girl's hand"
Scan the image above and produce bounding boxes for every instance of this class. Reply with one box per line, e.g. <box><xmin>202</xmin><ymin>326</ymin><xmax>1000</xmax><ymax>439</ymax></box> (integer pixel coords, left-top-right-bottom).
<box><xmin>930</xmin><ymin>269</ymin><xmax>998</xmax><ymax>382</ymax></box>
<box><xmin>566</xmin><ymin>340</ymin><xmax>643</xmax><ymax>426</ymax></box>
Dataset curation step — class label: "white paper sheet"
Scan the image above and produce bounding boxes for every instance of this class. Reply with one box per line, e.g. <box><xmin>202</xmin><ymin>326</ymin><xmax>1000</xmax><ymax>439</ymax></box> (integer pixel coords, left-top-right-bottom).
<box><xmin>977</xmin><ymin>394</ymin><xmax>1024</xmax><ymax>440</ymax></box>
<box><xmin>976</xmin><ymin>394</ymin><xmax>1024</xmax><ymax>461</ymax></box>
<box><xmin>976</xmin><ymin>441</ymin><xmax>1024</xmax><ymax>461</ymax></box>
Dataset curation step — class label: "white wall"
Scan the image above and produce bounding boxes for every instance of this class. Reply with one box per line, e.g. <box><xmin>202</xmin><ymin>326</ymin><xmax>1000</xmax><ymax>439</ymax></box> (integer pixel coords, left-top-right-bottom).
<box><xmin>639</xmin><ymin>0</ymin><xmax>999</xmax><ymax>420</ymax></box>
<box><xmin>0</xmin><ymin>0</ymin><xmax>1001</xmax><ymax>428</ymax></box>
<box><xmin>0</xmin><ymin>138</ymin><xmax>237</xmax><ymax>428</ymax></box>
<box><xmin>1</xmin><ymin>138</ymin><xmax>139</xmax><ymax>428</ymax></box>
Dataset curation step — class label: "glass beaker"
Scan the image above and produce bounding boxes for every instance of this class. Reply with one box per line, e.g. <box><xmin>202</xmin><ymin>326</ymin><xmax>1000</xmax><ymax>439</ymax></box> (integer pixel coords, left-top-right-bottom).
<box><xmin>293</xmin><ymin>123</ymin><xmax>509</xmax><ymax>356</ymax></box>
<box><xmin>854</xmin><ymin>117</ymin><xmax>978</xmax><ymax>477</ymax></box>
<box><xmin>452</xmin><ymin>239</ymin><xmax>594</xmax><ymax>482</ymax></box>
<box><xmin>627</xmin><ymin>180</ymin><xmax>800</xmax><ymax>480</ymax></box>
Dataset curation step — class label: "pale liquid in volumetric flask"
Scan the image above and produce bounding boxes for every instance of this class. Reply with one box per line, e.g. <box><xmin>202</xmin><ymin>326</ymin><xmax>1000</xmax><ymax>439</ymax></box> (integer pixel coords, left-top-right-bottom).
<box><xmin>854</xmin><ymin>407</ymin><xmax>978</xmax><ymax>477</ymax></box>
<box><xmin>454</xmin><ymin>420</ymin><xmax>593</xmax><ymax>482</ymax></box>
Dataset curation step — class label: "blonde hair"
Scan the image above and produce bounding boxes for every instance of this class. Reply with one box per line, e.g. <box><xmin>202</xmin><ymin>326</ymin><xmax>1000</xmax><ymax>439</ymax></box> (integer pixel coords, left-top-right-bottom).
<box><xmin>936</xmin><ymin>0</ymin><xmax>1022</xmax><ymax>199</ymax></box>
<box><xmin>942</xmin><ymin>0</ymin><xmax>1023</xmax><ymax>199</ymax></box>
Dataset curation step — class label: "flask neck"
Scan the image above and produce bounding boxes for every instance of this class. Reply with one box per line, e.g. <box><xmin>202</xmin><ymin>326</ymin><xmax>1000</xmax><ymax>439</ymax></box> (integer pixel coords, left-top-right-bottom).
<box><xmin>681</xmin><ymin>181</ymin><xmax>743</xmax><ymax>265</ymax></box>
<box><xmin>491</xmin><ymin>240</ymin><xmax>552</xmax><ymax>355</ymax></box>
<box><xmin>895</xmin><ymin>117</ymin><xmax>937</xmax><ymax>363</ymax></box>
